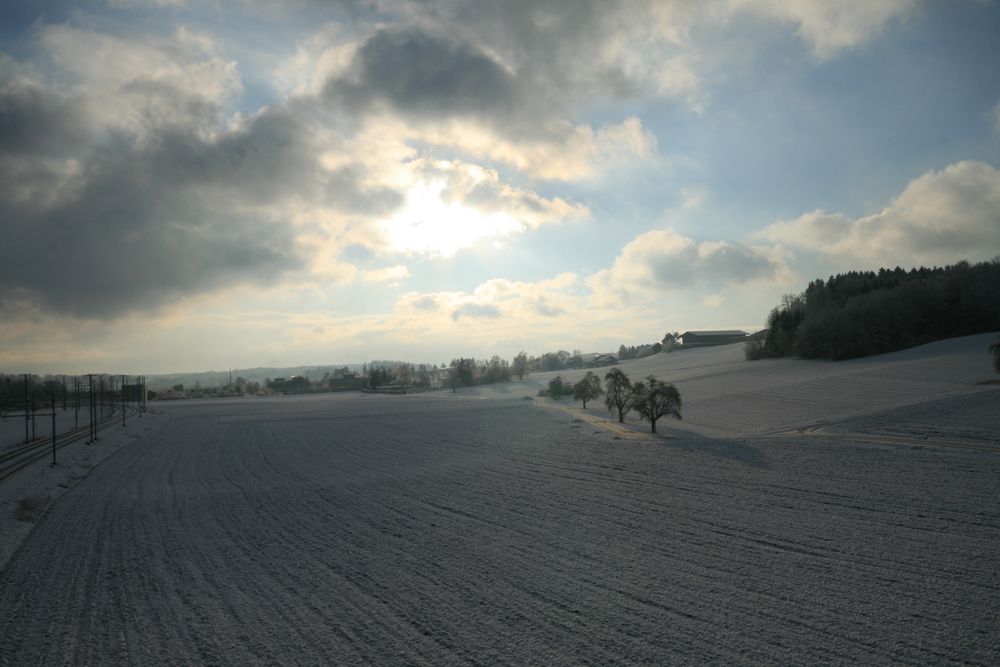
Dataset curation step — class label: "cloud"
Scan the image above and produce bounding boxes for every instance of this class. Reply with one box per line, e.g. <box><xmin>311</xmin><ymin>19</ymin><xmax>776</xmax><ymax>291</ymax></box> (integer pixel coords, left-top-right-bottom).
<box><xmin>328</xmin><ymin>27</ymin><xmax>518</xmax><ymax>122</ymax></box>
<box><xmin>0</xmin><ymin>60</ymin><xmax>89</xmax><ymax>157</ymax></box>
<box><xmin>417</xmin><ymin>158</ymin><xmax>588</xmax><ymax>226</ymax></box>
<box><xmin>397</xmin><ymin>273</ymin><xmax>583</xmax><ymax>328</ymax></box>
<box><xmin>356</xmin><ymin>270</ymin><xmax>675</xmax><ymax>359</ymax></box>
<box><xmin>376</xmin><ymin>158</ymin><xmax>588</xmax><ymax>256</ymax></box>
<box><xmin>405</xmin><ymin>294</ymin><xmax>440</xmax><ymax>311</ymax></box>
<box><xmin>702</xmin><ymin>294</ymin><xmax>726</xmax><ymax>308</ymax></box>
<box><xmin>324</xmin><ymin>23</ymin><xmax>659</xmax><ymax>179</ymax></box>
<box><xmin>0</xmin><ymin>1</ymin><xmax>924</xmax><ymax>333</ymax></box>
<box><xmin>534</xmin><ymin>297</ymin><xmax>565</xmax><ymax>317</ymax></box>
<box><xmin>589</xmin><ymin>229</ymin><xmax>794</xmax><ymax>305</ymax></box>
<box><xmin>1</xmin><ymin>18</ymin><xmax>604</xmax><ymax>319</ymax></box>
<box><xmin>395</xmin><ymin>1</ymin><xmax>705</xmax><ymax>105</ymax></box>
<box><xmin>755</xmin><ymin>161</ymin><xmax>1000</xmax><ymax>266</ymax></box>
<box><xmin>0</xmin><ymin>70</ymin><xmax>331</xmax><ymax>317</ymax></box>
<box><xmin>729</xmin><ymin>0</ymin><xmax>916</xmax><ymax>59</ymax></box>
<box><xmin>410</xmin><ymin>116</ymin><xmax>658</xmax><ymax>180</ymax></box>
<box><xmin>0</xmin><ymin>28</ymin><xmax>325</xmax><ymax>319</ymax></box>
<box><xmin>38</xmin><ymin>25</ymin><xmax>242</xmax><ymax>139</ymax></box>
<box><xmin>451</xmin><ymin>302</ymin><xmax>501</xmax><ymax>320</ymax></box>
<box><xmin>361</xmin><ymin>265</ymin><xmax>410</xmax><ymax>284</ymax></box>
<box><xmin>754</xmin><ymin>210</ymin><xmax>855</xmax><ymax>250</ymax></box>
<box><xmin>107</xmin><ymin>0</ymin><xmax>187</xmax><ymax>8</ymax></box>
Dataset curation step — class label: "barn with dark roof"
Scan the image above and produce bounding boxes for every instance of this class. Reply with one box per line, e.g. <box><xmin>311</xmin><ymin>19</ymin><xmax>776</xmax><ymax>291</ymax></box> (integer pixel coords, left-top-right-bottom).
<box><xmin>678</xmin><ymin>330</ymin><xmax>749</xmax><ymax>347</ymax></box>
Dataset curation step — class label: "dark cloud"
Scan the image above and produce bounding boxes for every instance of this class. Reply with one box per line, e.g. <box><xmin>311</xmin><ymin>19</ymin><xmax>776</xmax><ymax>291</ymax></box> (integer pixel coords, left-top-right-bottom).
<box><xmin>400</xmin><ymin>0</ymin><xmax>644</xmax><ymax>100</ymax></box>
<box><xmin>451</xmin><ymin>302</ymin><xmax>500</xmax><ymax>320</ymax></box>
<box><xmin>0</xmin><ymin>78</ymin><xmax>88</xmax><ymax>156</ymax></box>
<box><xmin>410</xmin><ymin>295</ymin><xmax>440</xmax><ymax>311</ymax></box>
<box><xmin>648</xmin><ymin>243</ymin><xmax>785</xmax><ymax>287</ymax></box>
<box><xmin>324</xmin><ymin>166</ymin><xmax>402</xmax><ymax>214</ymax></box>
<box><xmin>0</xmin><ymin>144</ymin><xmax>300</xmax><ymax>317</ymax></box>
<box><xmin>320</xmin><ymin>17</ymin><xmax>657</xmax><ymax>168</ymax></box>
<box><xmin>144</xmin><ymin>108</ymin><xmax>316</xmax><ymax>202</ymax></box>
<box><xmin>0</xmin><ymin>90</ymin><xmax>375</xmax><ymax>318</ymax></box>
<box><xmin>119</xmin><ymin>77</ymin><xmax>226</xmax><ymax>135</ymax></box>
<box><xmin>534</xmin><ymin>297</ymin><xmax>564</xmax><ymax>317</ymax></box>
<box><xmin>327</xmin><ymin>26</ymin><xmax>518</xmax><ymax>121</ymax></box>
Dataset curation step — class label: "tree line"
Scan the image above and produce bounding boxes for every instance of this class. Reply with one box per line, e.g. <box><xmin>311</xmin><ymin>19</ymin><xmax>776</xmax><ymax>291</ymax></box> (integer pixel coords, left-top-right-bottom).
<box><xmin>541</xmin><ymin>368</ymin><xmax>682</xmax><ymax>434</ymax></box>
<box><xmin>746</xmin><ymin>258</ymin><xmax>1000</xmax><ymax>361</ymax></box>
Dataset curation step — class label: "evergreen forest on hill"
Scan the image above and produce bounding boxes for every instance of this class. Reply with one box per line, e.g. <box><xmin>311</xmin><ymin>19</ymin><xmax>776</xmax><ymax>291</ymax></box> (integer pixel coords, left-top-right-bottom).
<box><xmin>747</xmin><ymin>259</ymin><xmax>1000</xmax><ymax>361</ymax></box>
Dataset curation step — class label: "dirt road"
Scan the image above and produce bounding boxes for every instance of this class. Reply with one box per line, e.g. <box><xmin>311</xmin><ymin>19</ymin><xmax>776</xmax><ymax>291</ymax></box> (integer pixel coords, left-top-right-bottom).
<box><xmin>1</xmin><ymin>393</ymin><xmax>998</xmax><ymax>664</ymax></box>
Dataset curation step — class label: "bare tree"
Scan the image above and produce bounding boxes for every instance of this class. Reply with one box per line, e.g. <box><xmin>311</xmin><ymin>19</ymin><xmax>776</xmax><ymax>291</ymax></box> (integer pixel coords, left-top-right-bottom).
<box><xmin>573</xmin><ymin>371</ymin><xmax>604</xmax><ymax>409</ymax></box>
<box><xmin>632</xmin><ymin>375</ymin><xmax>682</xmax><ymax>434</ymax></box>
<box><xmin>603</xmin><ymin>367</ymin><xmax>635</xmax><ymax>423</ymax></box>
<box><xmin>512</xmin><ymin>351</ymin><xmax>530</xmax><ymax>380</ymax></box>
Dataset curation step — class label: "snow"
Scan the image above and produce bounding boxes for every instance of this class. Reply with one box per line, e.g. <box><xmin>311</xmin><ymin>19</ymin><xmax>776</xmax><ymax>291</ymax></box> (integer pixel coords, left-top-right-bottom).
<box><xmin>490</xmin><ymin>332</ymin><xmax>1000</xmax><ymax>439</ymax></box>
<box><xmin>0</xmin><ymin>334</ymin><xmax>998</xmax><ymax>663</ymax></box>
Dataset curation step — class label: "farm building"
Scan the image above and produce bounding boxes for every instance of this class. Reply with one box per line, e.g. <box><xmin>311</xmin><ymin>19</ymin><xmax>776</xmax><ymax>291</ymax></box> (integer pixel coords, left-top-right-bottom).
<box><xmin>679</xmin><ymin>330</ymin><xmax>749</xmax><ymax>347</ymax></box>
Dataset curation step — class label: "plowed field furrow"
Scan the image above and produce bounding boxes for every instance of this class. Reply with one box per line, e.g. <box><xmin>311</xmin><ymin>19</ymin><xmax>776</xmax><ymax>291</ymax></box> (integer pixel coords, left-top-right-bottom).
<box><xmin>2</xmin><ymin>394</ymin><xmax>999</xmax><ymax>664</ymax></box>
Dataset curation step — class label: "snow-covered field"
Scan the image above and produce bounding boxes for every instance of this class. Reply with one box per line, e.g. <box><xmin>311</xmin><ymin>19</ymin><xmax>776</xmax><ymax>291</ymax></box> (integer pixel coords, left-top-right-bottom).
<box><xmin>477</xmin><ymin>332</ymin><xmax>1000</xmax><ymax>440</ymax></box>
<box><xmin>1</xmin><ymin>334</ymin><xmax>998</xmax><ymax>664</ymax></box>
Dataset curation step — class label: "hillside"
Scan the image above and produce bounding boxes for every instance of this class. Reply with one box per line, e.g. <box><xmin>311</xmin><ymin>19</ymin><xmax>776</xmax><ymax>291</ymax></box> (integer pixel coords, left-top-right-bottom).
<box><xmin>452</xmin><ymin>332</ymin><xmax>1000</xmax><ymax>440</ymax></box>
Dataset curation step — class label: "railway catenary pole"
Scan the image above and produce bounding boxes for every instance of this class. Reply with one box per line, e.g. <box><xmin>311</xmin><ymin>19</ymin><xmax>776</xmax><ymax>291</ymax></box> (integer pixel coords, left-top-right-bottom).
<box><xmin>50</xmin><ymin>395</ymin><xmax>57</xmax><ymax>466</ymax></box>
<box><xmin>23</xmin><ymin>374</ymin><xmax>29</xmax><ymax>444</ymax></box>
<box><xmin>87</xmin><ymin>374</ymin><xmax>95</xmax><ymax>443</ymax></box>
<box><xmin>121</xmin><ymin>375</ymin><xmax>126</xmax><ymax>427</ymax></box>
<box><xmin>92</xmin><ymin>375</ymin><xmax>98</xmax><ymax>441</ymax></box>
<box><xmin>74</xmin><ymin>379</ymin><xmax>79</xmax><ymax>430</ymax></box>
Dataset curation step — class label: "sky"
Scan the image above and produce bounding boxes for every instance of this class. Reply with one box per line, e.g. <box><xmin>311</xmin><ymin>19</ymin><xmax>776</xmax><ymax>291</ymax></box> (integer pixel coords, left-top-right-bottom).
<box><xmin>1</xmin><ymin>0</ymin><xmax>999</xmax><ymax>374</ymax></box>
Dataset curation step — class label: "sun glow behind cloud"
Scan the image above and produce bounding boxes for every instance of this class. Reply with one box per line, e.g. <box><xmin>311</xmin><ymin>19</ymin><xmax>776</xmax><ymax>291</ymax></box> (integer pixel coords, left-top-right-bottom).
<box><xmin>381</xmin><ymin>179</ymin><xmax>522</xmax><ymax>256</ymax></box>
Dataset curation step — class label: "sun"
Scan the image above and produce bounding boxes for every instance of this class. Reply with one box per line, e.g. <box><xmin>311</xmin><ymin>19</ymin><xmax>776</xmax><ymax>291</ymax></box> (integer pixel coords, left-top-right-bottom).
<box><xmin>381</xmin><ymin>180</ymin><xmax>521</xmax><ymax>257</ymax></box>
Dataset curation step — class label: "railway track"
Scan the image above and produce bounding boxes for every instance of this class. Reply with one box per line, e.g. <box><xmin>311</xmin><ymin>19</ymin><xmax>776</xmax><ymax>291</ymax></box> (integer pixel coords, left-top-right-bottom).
<box><xmin>0</xmin><ymin>407</ymin><xmax>138</xmax><ymax>482</ymax></box>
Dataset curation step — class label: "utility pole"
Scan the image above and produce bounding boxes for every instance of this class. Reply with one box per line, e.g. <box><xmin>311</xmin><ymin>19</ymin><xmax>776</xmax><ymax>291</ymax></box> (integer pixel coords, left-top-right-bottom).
<box><xmin>121</xmin><ymin>374</ymin><xmax>126</xmax><ymax>427</ymax></box>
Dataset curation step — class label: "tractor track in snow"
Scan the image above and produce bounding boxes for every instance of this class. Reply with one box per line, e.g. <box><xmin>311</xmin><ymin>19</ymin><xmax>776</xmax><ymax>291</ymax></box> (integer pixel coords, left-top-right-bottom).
<box><xmin>1</xmin><ymin>394</ymin><xmax>998</xmax><ymax>664</ymax></box>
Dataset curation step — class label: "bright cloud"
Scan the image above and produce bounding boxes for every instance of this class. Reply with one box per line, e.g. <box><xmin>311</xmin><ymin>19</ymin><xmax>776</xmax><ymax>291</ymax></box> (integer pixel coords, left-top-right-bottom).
<box><xmin>378</xmin><ymin>159</ymin><xmax>588</xmax><ymax>256</ymax></box>
<box><xmin>589</xmin><ymin>229</ymin><xmax>795</xmax><ymax>306</ymax></box>
<box><xmin>361</xmin><ymin>265</ymin><xmax>411</xmax><ymax>284</ymax></box>
<box><xmin>756</xmin><ymin>161</ymin><xmax>1000</xmax><ymax>266</ymax></box>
